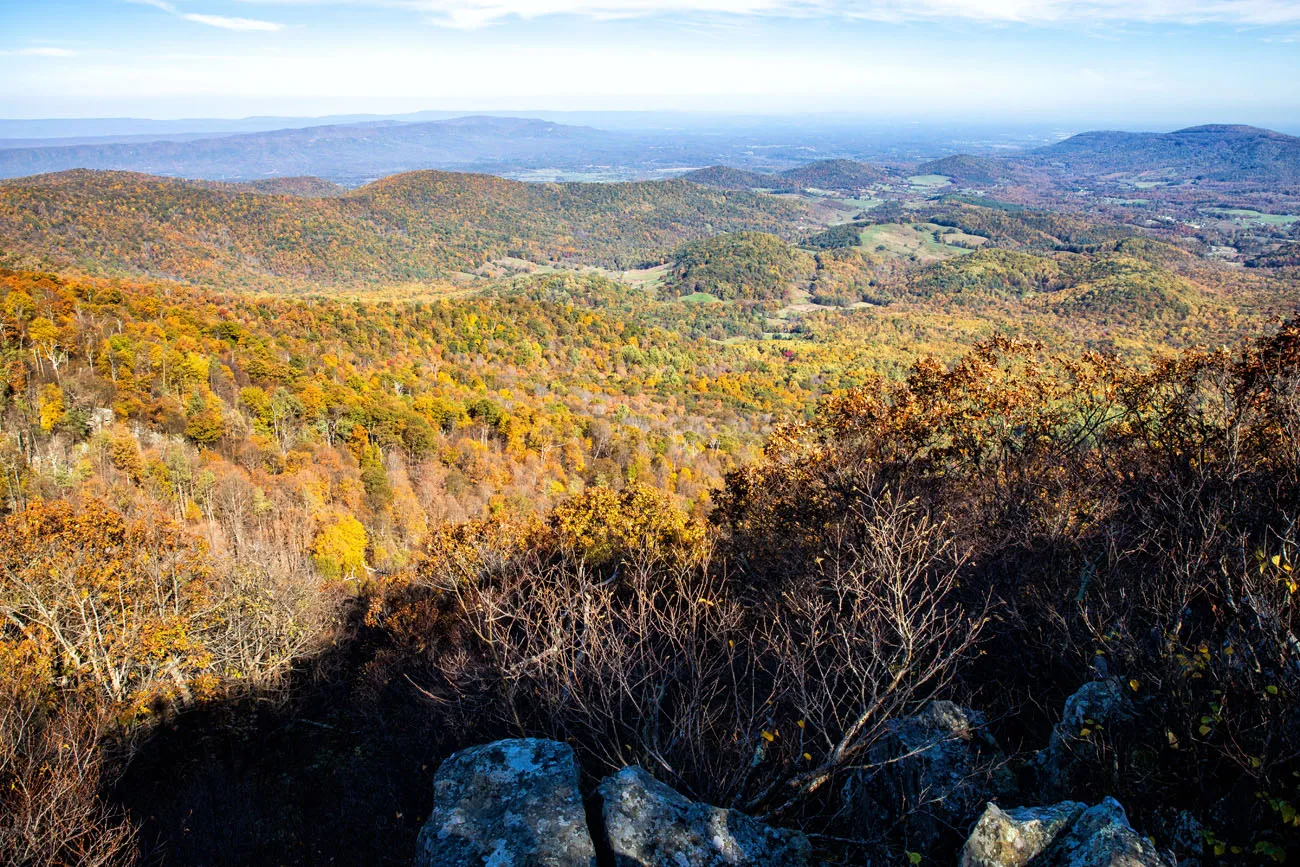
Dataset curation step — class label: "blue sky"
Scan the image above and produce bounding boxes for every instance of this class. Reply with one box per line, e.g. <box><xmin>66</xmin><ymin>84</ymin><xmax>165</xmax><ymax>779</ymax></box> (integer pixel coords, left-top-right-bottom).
<box><xmin>2</xmin><ymin>0</ymin><xmax>1299</xmax><ymax>127</ymax></box>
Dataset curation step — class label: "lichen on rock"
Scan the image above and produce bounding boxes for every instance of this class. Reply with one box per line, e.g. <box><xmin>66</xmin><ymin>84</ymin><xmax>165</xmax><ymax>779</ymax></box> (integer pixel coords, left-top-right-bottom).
<box><xmin>961</xmin><ymin>801</ymin><xmax>1086</xmax><ymax>867</ymax></box>
<box><xmin>414</xmin><ymin>738</ymin><xmax>597</xmax><ymax>867</ymax></box>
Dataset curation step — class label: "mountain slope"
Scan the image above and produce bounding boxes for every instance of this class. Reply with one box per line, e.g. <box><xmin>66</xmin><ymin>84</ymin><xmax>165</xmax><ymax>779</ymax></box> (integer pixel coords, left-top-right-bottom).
<box><xmin>1028</xmin><ymin>125</ymin><xmax>1300</xmax><ymax>183</ymax></box>
<box><xmin>0</xmin><ymin>169</ymin><xmax>813</xmax><ymax>286</ymax></box>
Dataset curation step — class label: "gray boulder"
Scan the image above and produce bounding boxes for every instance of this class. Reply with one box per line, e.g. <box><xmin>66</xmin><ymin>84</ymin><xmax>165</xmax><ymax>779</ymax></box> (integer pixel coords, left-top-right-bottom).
<box><xmin>844</xmin><ymin>701</ymin><xmax>1014</xmax><ymax>849</ymax></box>
<box><xmin>598</xmin><ymin>766</ymin><xmax>810</xmax><ymax>866</ymax></box>
<box><xmin>961</xmin><ymin>801</ymin><xmax>1086</xmax><ymax>867</ymax></box>
<box><xmin>1042</xmin><ymin>798</ymin><xmax>1170</xmax><ymax>867</ymax></box>
<box><xmin>415</xmin><ymin>738</ymin><xmax>596</xmax><ymax>867</ymax></box>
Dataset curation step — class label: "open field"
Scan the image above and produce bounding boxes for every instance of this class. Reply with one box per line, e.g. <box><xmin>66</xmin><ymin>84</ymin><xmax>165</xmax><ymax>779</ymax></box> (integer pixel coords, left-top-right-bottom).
<box><xmin>1202</xmin><ymin>207</ymin><xmax>1300</xmax><ymax>226</ymax></box>
<box><xmin>858</xmin><ymin>221</ymin><xmax>982</xmax><ymax>261</ymax></box>
<box><xmin>906</xmin><ymin>174</ymin><xmax>953</xmax><ymax>189</ymax></box>
<box><xmin>678</xmin><ymin>291</ymin><xmax>720</xmax><ymax>303</ymax></box>
<box><xmin>608</xmin><ymin>263</ymin><xmax>671</xmax><ymax>290</ymax></box>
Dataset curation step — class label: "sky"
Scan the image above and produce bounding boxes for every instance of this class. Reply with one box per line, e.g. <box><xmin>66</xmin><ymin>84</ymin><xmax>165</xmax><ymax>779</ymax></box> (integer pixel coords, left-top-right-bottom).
<box><xmin>2</xmin><ymin>0</ymin><xmax>1299</xmax><ymax>127</ymax></box>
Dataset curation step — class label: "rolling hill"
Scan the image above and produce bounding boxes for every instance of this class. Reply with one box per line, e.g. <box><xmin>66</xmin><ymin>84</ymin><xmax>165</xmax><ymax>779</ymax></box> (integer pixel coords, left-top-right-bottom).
<box><xmin>680</xmin><ymin>165</ymin><xmax>779</xmax><ymax>190</ymax></box>
<box><xmin>663</xmin><ymin>231</ymin><xmax>814</xmax><ymax>300</ymax></box>
<box><xmin>777</xmin><ymin>159</ymin><xmax>890</xmax><ymax>191</ymax></box>
<box><xmin>0</xmin><ymin>168</ymin><xmax>813</xmax><ymax>287</ymax></box>
<box><xmin>683</xmin><ymin>159</ymin><xmax>890</xmax><ymax>193</ymax></box>
<box><xmin>914</xmin><ymin>154</ymin><xmax>1011</xmax><ymax>185</ymax></box>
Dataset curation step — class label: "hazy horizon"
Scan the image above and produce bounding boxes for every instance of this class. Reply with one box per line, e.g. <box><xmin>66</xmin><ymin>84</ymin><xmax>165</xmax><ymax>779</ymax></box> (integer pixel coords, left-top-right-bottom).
<box><xmin>5</xmin><ymin>1</ymin><xmax>1299</xmax><ymax>127</ymax></box>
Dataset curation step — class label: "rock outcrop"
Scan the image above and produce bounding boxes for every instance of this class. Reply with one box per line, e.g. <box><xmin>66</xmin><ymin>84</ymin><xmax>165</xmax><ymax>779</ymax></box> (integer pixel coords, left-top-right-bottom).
<box><xmin>598</xmin><ymin>766</ymin><xmax>811</xmax><ymax>867</ymax></box>
<box><xmin>412</xmin><ymin>733</ymin><xmax>1170</xmax><ymax>867</ymax></box>
<box><xmin>414</xmin><ymin>738</ymin><xmax>596</xmax><ymax>867</ymax></box>
<box><xmin>961</xmin><ymin>801</ymin><xmax>1086</xmax><ymax>867</ymax></box>
<box><xmin>960</xmin><ymin>798</ymin><xmax>1170</xmax><ymax>867</ymax></box>
<box><xmin>844</xmin><ymin>701</ymin><xmax>1014</xmax><ymax>848</ymax></box>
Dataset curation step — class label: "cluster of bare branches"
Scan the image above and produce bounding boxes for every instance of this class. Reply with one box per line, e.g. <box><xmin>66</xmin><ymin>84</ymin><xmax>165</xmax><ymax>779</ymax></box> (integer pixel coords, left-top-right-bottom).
<box><xmin>430</xmin><ymin>493</ymin><xmax>982</xmax><ymax>825</ymax></box>
<box><xmin>0</xmin><ymin>686</ymin><xmax>136</xmax><ymax>867</ymax></box>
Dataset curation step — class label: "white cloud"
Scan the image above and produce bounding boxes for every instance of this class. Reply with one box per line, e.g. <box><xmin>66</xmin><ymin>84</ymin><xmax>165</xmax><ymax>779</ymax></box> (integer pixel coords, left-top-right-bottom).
<box><xmin>182</xmin><ymin>12</ymin><xmax>285</xmax><ymax>29</ymax></box>
<box><xmin>0</xmin><ymin>47</ymin><xmax>80</xmax><ymax>57</ymax></box>
<box><xmin>234</xmin><ymin>0</ymin><xmax>1300</xmax><ymax>27</ymax></box>
<box><xmin>128</xmin><ymin>0</ymin><xmax>285</xmax><ymax>30</ymax></box>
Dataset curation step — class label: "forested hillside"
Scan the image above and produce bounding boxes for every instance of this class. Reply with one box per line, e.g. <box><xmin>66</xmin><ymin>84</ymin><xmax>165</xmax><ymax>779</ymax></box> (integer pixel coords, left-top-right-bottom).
<box><xmin>0</xmin><ymin>170</ymin><xmax>812</xmax><ymax>287</ymax></box>
<box><xmin>664</xmin><ymin>232</ymin><xmax>815</xmax><ymax>300</ymax></box>
<box><xmin>915</xmin><ymin>154</ymin><xmax>1013</xmax><ymax>185</ymax></box>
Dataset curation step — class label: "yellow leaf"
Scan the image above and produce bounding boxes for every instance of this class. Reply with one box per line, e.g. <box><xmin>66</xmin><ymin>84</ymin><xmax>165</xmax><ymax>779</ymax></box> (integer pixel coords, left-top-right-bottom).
<box><xmin>760</xmin><ymin>730</ymin><xmax>775</xmax><ymax>742</ymax></box>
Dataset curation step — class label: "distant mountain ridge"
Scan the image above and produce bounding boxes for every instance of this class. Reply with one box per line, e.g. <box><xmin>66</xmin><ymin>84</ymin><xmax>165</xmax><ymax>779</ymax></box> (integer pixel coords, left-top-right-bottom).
<box><xmin>1026</xmin><ymin>124</ymin><xmax>1300</xmax><ymax>183</ymax></box>
<box><xmin>0</xmin><ymin>117</ymin><xmax>637</xmax><ymax>185</ymax></box>
<box><xmin>0</xmin><ymin>116</ymin><xmax>916</xmax><ymax>185</ymax></box>
<box><xmin>899</xmin><ymin>125</ymin><xmax>1300</xmax><ymax>188</ymax></box>
<box><xmin>3</xmin><ymin>119</ymin><xmax>1296</xmax><ymax>202</ymax></box>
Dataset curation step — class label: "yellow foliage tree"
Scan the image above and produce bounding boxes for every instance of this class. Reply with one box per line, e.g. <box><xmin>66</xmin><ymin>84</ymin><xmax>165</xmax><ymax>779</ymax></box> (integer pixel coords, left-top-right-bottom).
<box><xmin>37</xmin><ymin>383</ymin><xmax>65</xmax><ymax>433</ymax></box>
<box><xmin>551</xmin><ymin>483</ymin><xmax>708</xmax><ymax>568</ymax></box>
<box><xmin>312</xmin><ymin>514</ymin><xmax>368</xmax><ymax>580</ymax></box>
<box><xmin>0</xmin><ymin>498</ymin><xmax>216</xmax><ymax>712</ymax></box>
